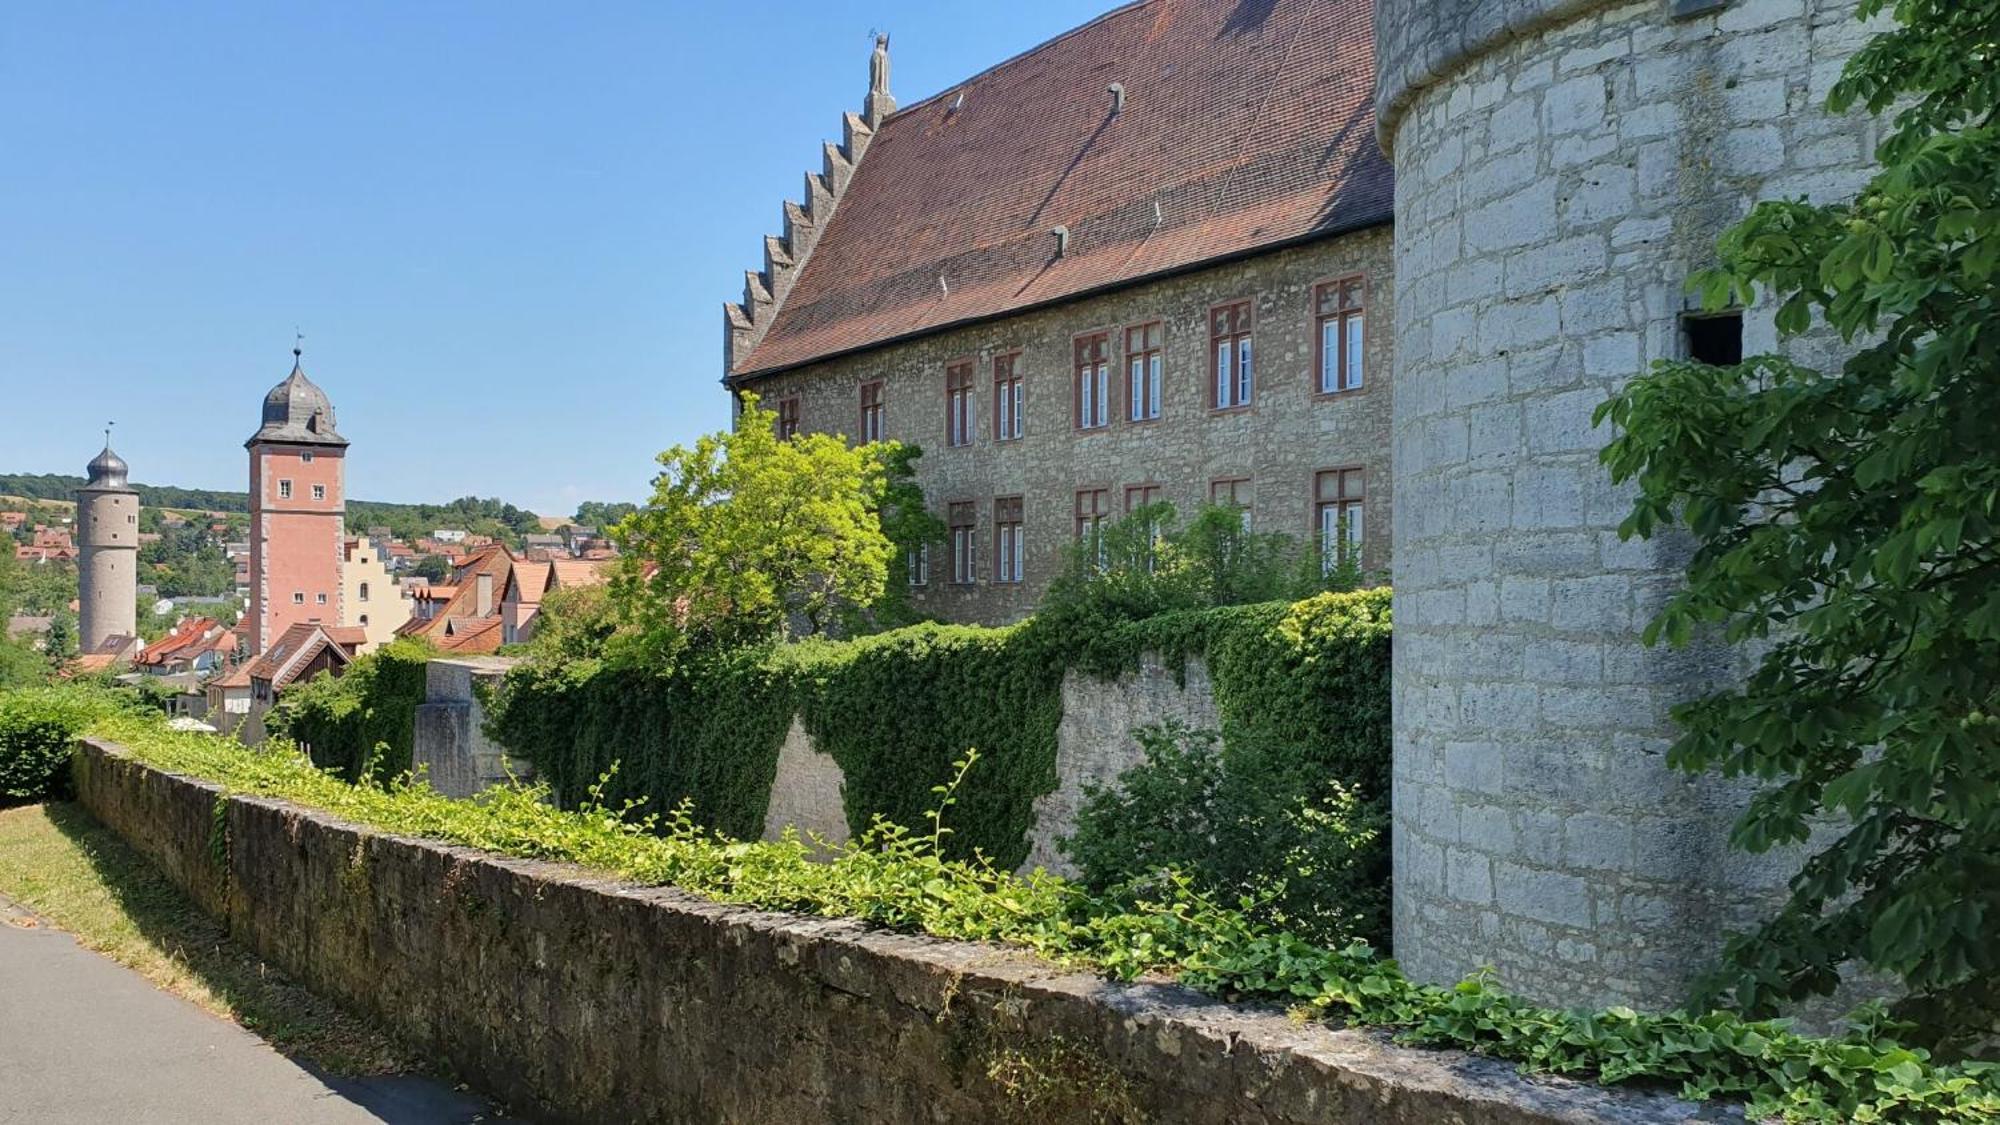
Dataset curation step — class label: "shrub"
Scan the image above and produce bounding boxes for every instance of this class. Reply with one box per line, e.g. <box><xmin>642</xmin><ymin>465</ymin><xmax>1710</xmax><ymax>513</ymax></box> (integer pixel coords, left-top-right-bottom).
<box><xmin>83</xmin><ymin>714</ymin><xmax>2000</xmax><ymax>1123</ymax></box>
<box><xmin>267</xmin><ymin>639</ymin><xmax>432</xmax><ymax>783</ymax></box>
<box><xmin>0</xmin><ymin>686</ymin><xmax>130</xmax><ymax>804</ymax></box>
<box><xmin>1063</xmin><ymin>722</ymin><xmax>1387</xmax><ymax>947</ymax></box>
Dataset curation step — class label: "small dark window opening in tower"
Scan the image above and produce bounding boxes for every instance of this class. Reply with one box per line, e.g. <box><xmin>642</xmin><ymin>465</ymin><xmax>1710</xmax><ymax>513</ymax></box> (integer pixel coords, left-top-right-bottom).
<box><xmin>1684</xmin><ymin>311</ymin><xmax>1742</xmax><ymax>366</ymax></box>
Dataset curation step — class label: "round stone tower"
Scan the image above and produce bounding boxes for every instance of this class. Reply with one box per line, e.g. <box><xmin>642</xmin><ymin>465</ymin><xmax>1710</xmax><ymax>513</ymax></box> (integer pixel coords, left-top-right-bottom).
<box><xmin>75</xmin><ymin>437</ymin><xmax>139</xmax><ymax>652</ymax></box>
<box><xmin>1375</xmin><ymin>0</ymin><xmax>1882</xmax><ymax>1009</ymax></box>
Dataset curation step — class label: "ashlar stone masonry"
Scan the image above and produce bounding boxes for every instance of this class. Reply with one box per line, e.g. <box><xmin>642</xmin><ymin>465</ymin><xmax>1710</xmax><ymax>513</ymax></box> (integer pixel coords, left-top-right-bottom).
<box><xmin>1377</xmin><ymin>0</ymin><xmax>1884</xmax><ymax>1010</ymax></box>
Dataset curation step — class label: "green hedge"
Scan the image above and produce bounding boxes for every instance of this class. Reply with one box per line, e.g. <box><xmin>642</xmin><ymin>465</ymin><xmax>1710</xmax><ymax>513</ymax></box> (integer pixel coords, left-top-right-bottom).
<box><xmin>0</xmin><ymin>685</ymin><xmax>130</xmax><ymax>805</ymax></box>
<box><xmin>84</xmin><ymin>714</ymin><xmax>2000</xmax><ymax>1123</ymax></box>
<box><xmin>267</xmin><ymin>639</ymin><xmax>433</xmax><ymax>784</ymax></box>
<box><xmin>487</xmin><ymin>589</ymin><xmax>1391</xmax><ymax>876</ymax></box>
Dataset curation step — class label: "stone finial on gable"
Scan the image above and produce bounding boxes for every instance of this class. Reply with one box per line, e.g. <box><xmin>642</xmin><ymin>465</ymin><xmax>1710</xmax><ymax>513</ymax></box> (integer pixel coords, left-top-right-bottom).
<box><xmin>866</xmin><ymin>33</ymin><xmax>896</xmax><ymax>125</ymax></box>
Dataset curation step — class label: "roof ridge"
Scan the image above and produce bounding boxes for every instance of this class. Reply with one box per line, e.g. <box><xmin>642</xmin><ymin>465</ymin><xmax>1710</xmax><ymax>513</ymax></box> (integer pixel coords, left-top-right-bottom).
<box><xmin>887</xmin><ymin>0</ymin><xmax>1155</xmax><ymax>121</ymax></box>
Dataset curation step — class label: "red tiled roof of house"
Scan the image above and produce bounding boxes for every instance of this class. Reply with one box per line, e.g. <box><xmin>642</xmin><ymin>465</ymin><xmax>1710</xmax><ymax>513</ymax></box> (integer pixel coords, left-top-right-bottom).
<box><xmin>245</xmin><ymin>621</ymin><xmax>355</xmax><ymax>690</ymax></box>
<box><xmin>324</xmin><ymin>626</ymin><xmax>368</xmax><ymax>649</ymax></box>
<box><xmin>503</xmin><ymin>560</ymin><xmax>551</xmax><ymax>606</ymax></box>
<box><xmin>432</xmin><ymin>615</ymin><xmax>504</xmax><ymax>654</ymax></box>
<box><xmin>548</xmin><ymin>558</ymin><xmax>614</xmax><ymax>590</ymax></box>
<box><xmin>214</xmin><ymin>661</ymin><xmax>255</xmax><ymax>689</ymax></box>
<box><xmin>397</xmin><ymin>545</ymin><xmax>513</xmax><ymax>640</ymax></box>
<box><xmin>136</xmin><ymin>616</ymin><xmax>220</xmax><ymax>667</ymax></box>
<box><xmin>730</xmin><ymin>0</ymin><xmax>1390</xmax><ymax>379</ymax></box>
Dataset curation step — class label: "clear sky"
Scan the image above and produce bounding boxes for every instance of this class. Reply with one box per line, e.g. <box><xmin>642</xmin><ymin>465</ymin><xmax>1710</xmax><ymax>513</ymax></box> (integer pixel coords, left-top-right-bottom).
<box><xmin>0</xmin><ymin>1</ymin><xmax>1106</xmax><ymax>517</ymax></box>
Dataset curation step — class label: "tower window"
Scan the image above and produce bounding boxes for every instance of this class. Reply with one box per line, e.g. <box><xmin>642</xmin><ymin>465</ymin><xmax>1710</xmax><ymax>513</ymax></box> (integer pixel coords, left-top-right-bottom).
<box><xmin>359</xmin><ymin>614</ymin><xmax>369</xmax><ymax>626</ymax></box>
<box><xmin>293</xmin><ymin>591</ymin><xmax>305</xmax><ymax>604</ymax></box>
<box><xmin>312</xmin><ymin>484</ymin><xmax>325</xmax><ymax>501</ymax></box>
<box><xmin>301</xmin><ymin>451</ymin><xmax>314</xmax><ymax>463</ymax></box>
<box><xmin>279</xmin><ymin>480</ymin><xmax>293</xmax><ymax>499</ymax></box>
<box><xmin>316</xmin><ymin>593</ymin><xmax>327</xmax><ymax>605</ymax></box>
<box><xmin>359</xmin><ymin>582</ymin><xmax>370</xmax><ymax>602</ymax></box>
<box><xmin>1684</xmin><ymin>311</ymin><xmax>1743</xmax><ymax>366</ymax></box>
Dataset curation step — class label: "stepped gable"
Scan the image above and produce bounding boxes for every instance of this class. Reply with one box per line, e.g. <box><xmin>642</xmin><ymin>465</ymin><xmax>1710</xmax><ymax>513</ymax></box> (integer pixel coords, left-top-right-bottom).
<box><xmin>725</xmin><ymin>0</ymin><xmax>1391</xmax><ymax>381</ymax></box>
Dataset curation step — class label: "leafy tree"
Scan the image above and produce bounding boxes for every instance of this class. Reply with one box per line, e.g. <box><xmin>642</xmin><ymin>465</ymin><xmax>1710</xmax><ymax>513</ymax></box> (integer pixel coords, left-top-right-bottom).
<box><xmin>848</xmin><ymin>443</ymin><xmax>945</xmax><ymax>632</ymax></box>
<box><xmin>572</xmin><ymin>500</ymin><xmax>637</xmax><ymax>528</ymax></box>
<box><xmin>613</xmin><ymin>394</ymin><xmax>896</xmax><ymax>658</ymax></box>
<box><xmin>1596</xmin><ymin>0</ymin><xmax>2000</xmax><ymax>1041</ymax></box>
<box><xmin>524</xmin><ymin>584</ymin><xmax>618</xmax><ymax>662</ymax></box>
<box><xmin>408</xmin><ymin>555</ymin><xmax>451</xmax><ymax>583</ymax></box>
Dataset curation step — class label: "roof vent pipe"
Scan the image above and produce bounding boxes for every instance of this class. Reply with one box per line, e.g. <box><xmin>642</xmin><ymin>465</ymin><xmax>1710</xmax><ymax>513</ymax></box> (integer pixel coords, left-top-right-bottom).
<box><xmin>1108</xmin><ymin>82</ymin><xmax>1125</xmax><ymax>115</ymax></box>
<box><xmin>1051</xmin><ymin>225</ymin><xmax>1070</xmax><ymax>258</ymax></box>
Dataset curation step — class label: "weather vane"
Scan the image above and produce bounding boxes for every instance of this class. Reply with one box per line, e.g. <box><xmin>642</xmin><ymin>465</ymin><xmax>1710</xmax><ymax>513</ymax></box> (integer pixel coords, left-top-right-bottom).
<box><xmin>294</xmin><ymin>328</ymin><xmax>304</xmax><ymax>359</ymax></box>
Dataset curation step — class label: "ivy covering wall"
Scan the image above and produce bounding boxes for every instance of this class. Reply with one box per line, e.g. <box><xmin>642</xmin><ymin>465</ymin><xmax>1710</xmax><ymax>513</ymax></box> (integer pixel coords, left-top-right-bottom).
<box><xmin>486</xmin><ymin>589</ymin><xmax>1391</xmax><ymax>873</ymax></box>
<box><xmin>268</xmin><ymin>639</ymin><xmax>433</xmax><ymax>784</ymax></box>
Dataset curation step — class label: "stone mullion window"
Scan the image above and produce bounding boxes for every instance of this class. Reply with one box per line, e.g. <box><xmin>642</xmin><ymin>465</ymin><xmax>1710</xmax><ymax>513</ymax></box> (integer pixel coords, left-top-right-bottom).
<box><xmin>1074</xmin><ymin>333</ymin><xmax>1110</xmax><ymax>430</ymax></box>
<box><xmin>1315</xmin><ymin>277</ymin><xmax>1367</xmax><ymax>394</ymax></box>
<box><xmin>948</xmin><ymin>501</ymin><xmax>978</xmax><ymax>585</ymax></box>
<box><xmin>993</xmin><ymin>496</ymin><xmax>1024</xmax><ymax>584</ymax></box>
<box><xmin>1124</xmin><ymin>322</ymin><xmax>1163</xmax><ymax>421</ymax></box>
<box><xmin>1073</xmin><ymin>488</ymin><xmax>1109</xmax><ymax>566</ymax></box>
<box><xmin>1210</xmin><ymin>300</ymin><xmax>1254</xmax><ymax>409</ymax></box>
<box><xmin>1314</xmin><ymin>467</ymin><xmax>1365</xmax><ymax>570</ymax></box>
<box><xmin>1210</xmin><ymin>476</ymin><xmax>1253</xmax><ymax>530</ymax></box>
<box><xmin>945</xmin><ymin>361</ymin><xmax>975</xmax><ymax>447</ymax></box>
<box><xmin>775</xmin><ymin>395</ymin><xmax>802</xmax><ymax>440</ymax></box>
<box><xmin>859</xmin><ymin>381</ymin><xmax>885</xmax><ymax>442</ymax></box>
<box><xmin>992</xmin><ymin>353</ymin><xmax>1024</xmax><ymax>441</ymax></box>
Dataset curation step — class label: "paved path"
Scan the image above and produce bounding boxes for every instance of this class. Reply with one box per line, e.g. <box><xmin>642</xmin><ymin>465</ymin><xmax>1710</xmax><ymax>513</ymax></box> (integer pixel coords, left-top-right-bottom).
<box><xmin>0</xmin><ymin>906</ymin><xmax>522</xmax><ymax>1124</ymax></box>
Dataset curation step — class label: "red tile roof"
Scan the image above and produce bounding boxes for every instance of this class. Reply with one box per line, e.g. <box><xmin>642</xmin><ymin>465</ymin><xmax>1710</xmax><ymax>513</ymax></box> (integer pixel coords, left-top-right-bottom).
<box><xmin>244</xmin><ymin>621</ymin><xmax>358</xmax><ymax>691</ymax></box>
<box><xmin>433</xmin><ymin>615</ymin><xmax>504</xmax><ymax>654</ymax></box>
<box><xmin>397</xmin><ymin>545</ymin><xmax>513</xmax><ymax>641</ymax></box>
<box><xmin>730</xmin><ymin>0</ymin><xmax>1390</xmax><ymax>378</ymax></box>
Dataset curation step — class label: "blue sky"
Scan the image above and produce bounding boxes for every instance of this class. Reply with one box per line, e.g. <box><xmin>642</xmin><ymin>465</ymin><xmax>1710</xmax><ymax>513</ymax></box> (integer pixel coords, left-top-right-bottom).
<box><xmin>0</xmin><ymin>1</ymin><xmax>1105</xmax><ymax>517</ymax></box>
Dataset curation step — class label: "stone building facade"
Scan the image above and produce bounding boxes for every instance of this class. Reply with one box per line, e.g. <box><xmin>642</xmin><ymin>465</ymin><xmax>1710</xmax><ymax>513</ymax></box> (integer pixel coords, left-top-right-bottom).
<box><xmin>741</xmin><ymin>231</ymin><xmax>1395</xmax><ymax>623</ymax></box>
<box><xmin>1376</xmin><ymin>0</ymin><xmax>1883</xmax><ymax>1010</ymax></box>
<box><xmin>723</xmin><ymin>0</ymin><xmax>1394</xmax><ymax>625</ymax></box>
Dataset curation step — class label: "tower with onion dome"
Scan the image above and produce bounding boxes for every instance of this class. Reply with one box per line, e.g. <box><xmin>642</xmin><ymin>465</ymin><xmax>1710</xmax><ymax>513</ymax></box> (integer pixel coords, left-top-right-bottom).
<box><xmin>74</xmin><ymin>431</ymin><xmax>139</xmax><ymax>653</ymax></box>
<box><xmin>246</xmin><ymin>344</ymin><xmax>349</xmax><ymax>653</ymax></box>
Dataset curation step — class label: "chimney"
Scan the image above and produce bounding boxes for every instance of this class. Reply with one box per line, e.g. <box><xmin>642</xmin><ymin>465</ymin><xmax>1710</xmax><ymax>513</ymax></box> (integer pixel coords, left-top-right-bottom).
<box><xmin>476</xmin><ymin>573</ymin><xmax>493</xmax><ymax>617</ymax></box>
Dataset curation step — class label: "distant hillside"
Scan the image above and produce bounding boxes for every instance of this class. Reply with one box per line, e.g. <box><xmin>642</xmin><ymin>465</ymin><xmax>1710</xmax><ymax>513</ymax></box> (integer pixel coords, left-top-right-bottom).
<box><xmin>0</xmin><ymin>472</ymin><xmax>550</xmax><ymax>548</ymax></box>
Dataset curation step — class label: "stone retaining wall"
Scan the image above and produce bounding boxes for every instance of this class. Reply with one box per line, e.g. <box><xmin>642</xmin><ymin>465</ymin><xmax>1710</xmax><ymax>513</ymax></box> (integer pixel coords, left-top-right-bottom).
<box><xmin>73</xmin><ymin>738</ymin><xmax>1714</xmax><ymax>1125</ymax></box>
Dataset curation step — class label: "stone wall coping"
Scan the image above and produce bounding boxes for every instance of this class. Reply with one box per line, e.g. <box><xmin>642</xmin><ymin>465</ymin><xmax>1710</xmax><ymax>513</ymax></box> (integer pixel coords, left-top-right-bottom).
<box><xmin>77</xmin><ymin>737</ymin><xmax>1724</xmax><ymax>1123</ymax></box>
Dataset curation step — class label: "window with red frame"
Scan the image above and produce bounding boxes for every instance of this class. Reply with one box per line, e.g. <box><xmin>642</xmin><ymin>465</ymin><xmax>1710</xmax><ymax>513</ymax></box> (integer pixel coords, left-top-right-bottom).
<box><xmin>1210</xmin><ymin>301</ymin><xmax>1253</xmax><ymax>408</ymax></box>
<box><xmin>1075</xmin><ymin>333</ymin><xmax>1110</xmax><ymax>429</ymax></box>
<box><xmin>993</xmin><ymin>496</ymin><xmax>1024</xmax><ymax>584</ymax></box>
<box><xmin>775</xmin><ymin>396</ymin><xmax>801</xmax><ymax>440</ymax></box>
<box><xmin>1210</xmin><ymin>477</ymin><xmax>1253</xmax><ymax>529</ymax></box>
<box><xmin>993</xmin><ymin>353</ymin><xmax>1023</xmax><ymax>441</ymax></box>
<box><xmin>859</xmin><ymin>381</ymin><xmax>885</xmax><ymax>442</ymax></box>
<box><xmin>1125</xmin><ymin>322</ymin><xmax>1162</xmax><ymax>421</ymax></box>
<box><xmin>948</xmin><ymin>501</ymin><xmax>977</xmax><ymax>584</ymax></box>
<box><xmin>1316</xmin><ymin>277</ymin><xmax>1366</xmax><ymax>394</ymax></box>
<box><xmin>946</xmin><ymin>361</ymin><xmax>975</xmax><ymax>447</ymax></box>
<box><xmin>1074</xmin><ymin>488</ymin><xmax>1109</xmax><ymax>565</ymax></box>
<box><xmin>1315</xmin><ymin>468</ymin><xmax>1365</xmax><ymax>570</ymax></box>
